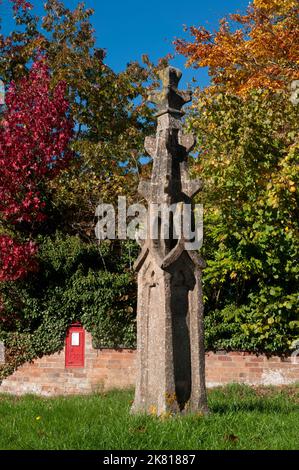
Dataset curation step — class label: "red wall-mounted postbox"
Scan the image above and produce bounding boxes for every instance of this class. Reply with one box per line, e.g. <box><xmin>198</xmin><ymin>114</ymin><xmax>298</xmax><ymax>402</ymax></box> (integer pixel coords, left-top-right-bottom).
<box><xmin>65</xmin><ymin>323</ymin><xmax>85</xmax><ymax>368</ymax></box>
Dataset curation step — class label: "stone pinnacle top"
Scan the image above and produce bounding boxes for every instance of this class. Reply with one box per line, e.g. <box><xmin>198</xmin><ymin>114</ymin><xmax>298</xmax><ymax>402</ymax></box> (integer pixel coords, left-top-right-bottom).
<box><xmin>148</xmin><ymin>66</ymin><xmax>192</xmax><ymax>117</ymax></box>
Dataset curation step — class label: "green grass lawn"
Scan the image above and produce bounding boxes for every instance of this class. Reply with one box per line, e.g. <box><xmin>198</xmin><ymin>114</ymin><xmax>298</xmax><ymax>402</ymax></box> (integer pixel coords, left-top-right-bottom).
<box><xmin>0</xmin><ymin>384</ymin><xmax>298</xmax><ymax>450</ymax></box>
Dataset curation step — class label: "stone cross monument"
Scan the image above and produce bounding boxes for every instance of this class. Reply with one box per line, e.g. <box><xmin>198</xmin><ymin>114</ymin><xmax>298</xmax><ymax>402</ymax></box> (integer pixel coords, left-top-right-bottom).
<box><xmin>131</xmin><ymin>66</ymin><xmax>208</xmax><ymax>415</ymax></box>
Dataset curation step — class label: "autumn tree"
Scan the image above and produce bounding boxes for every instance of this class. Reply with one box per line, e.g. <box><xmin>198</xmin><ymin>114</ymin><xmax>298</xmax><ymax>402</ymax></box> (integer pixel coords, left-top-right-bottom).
<box><xmin>0</xmin><ymin>58</ymin><xmax>73</xmax><ymax>283</ymax></box>
<box><xmin>176</xmin><ymin>0</ymin><xmax>299</xmax><ymax>352</ymax></box>
<box><xmin>176</xmin><ymin>0</ymin><xmax>299</xmax><ymax>96</ymax></box>
<box><xmin>0</xmin><ymin>0</ymin><xmax>159</xmax><ymax>240</ymax></box>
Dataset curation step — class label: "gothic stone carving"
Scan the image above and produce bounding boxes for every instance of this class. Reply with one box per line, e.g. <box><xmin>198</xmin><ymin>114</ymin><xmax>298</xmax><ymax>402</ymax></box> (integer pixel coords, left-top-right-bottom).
<box><xmin>131</xmin><ymin>67</ymin><xmax>208</xmax><ymax>415</ymax></box>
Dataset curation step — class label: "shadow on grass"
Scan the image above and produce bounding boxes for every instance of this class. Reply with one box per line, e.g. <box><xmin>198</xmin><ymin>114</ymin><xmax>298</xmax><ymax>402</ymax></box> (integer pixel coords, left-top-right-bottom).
<box><xmin>210</xmin><ymin>401</ymin><xmax>298</xmax><ymax>414</ymax></box>
<box><xmin>207</xmin><ymin>383</ymin><xmax>299</xmax><ymax>414</ymax></box>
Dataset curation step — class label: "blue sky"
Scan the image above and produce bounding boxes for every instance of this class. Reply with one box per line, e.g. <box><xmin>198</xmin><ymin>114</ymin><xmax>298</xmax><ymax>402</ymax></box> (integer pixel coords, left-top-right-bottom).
<box><xmin>1</xmin><ymin>0</ymin><xmax>250</xmax><ymax>88</ymax></box>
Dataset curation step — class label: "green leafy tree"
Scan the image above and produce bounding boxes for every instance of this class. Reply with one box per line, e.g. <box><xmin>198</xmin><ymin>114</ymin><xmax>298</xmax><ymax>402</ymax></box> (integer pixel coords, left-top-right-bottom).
<box><xmin>177</xmin><ymin>0</ymin><xmax>299</xmax><ymax>352</ymax></box>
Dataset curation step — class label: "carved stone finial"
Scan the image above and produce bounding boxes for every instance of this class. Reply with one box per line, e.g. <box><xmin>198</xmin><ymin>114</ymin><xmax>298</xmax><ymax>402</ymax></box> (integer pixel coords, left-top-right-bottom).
<box><xmin>148</xmin><ymin>66</ymin><xmax>192</xmax><ymax>117</ymax></box>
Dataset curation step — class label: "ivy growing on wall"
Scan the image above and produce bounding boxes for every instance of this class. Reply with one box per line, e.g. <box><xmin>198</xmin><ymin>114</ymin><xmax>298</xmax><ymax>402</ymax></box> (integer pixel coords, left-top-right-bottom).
<box><xmin>0</xmin><ymin>233</ymin><xmax>138</xmax><ymax>380</ymax></box>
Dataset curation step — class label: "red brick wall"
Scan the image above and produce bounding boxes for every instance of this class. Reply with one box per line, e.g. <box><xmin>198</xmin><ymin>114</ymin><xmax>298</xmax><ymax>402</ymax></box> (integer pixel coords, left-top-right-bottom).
<box><xmin>0</xmin><ymin>333</ymin><xmax>298</xmax><ymax>396</ymax></box>
<box><xmin>0</xmin><ymin>333</ymin><xmax>136</xmax><ymax>396</ymax></box>
<box><xmin>205</xmin><ymin>351</ymin><xmax>299</xmax><ymax>387</ymax></box>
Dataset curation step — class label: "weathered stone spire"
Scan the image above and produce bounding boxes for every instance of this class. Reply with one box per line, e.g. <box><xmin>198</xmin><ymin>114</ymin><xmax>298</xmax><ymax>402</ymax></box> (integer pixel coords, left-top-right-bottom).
<box><xmin>131</xmin><ymin>67</ymin><xmax>208</xmax><ymax>415</ymax></box>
